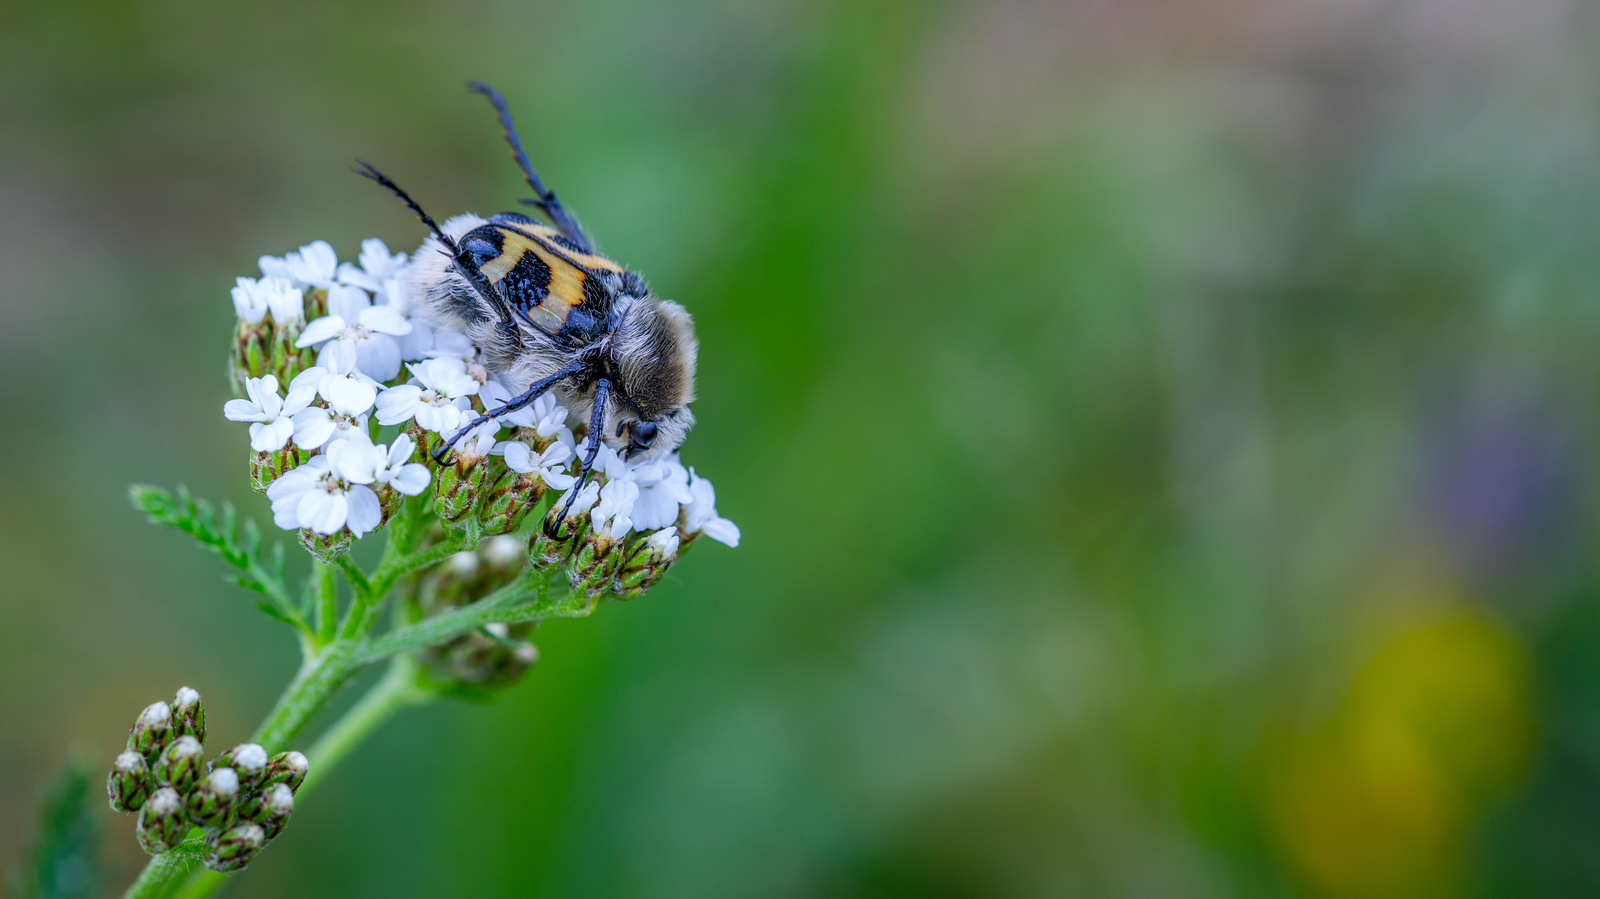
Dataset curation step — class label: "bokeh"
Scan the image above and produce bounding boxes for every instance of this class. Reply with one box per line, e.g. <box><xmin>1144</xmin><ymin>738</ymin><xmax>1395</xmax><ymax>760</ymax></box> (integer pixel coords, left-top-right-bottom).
<box><xmin>4</xmin><ymin>0</ymin><xmax>1600</xmax><ymax>896</ymax></box>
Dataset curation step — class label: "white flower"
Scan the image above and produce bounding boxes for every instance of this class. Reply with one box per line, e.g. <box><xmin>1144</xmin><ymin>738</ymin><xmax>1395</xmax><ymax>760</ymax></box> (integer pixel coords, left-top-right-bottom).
<box><xmin>375</xmin><ymin>357</ymin><xmax>480</xmax><ymax>433</ymax></box>
<box><xmin>295</xmin><ymin>343</ymin><xmax>379</xmax><ymax>416</ymax></box>
<box><xmin>451</xmin><ymin>418</ymin><xmax>502</xmax><ymax>460</ymax></box>
<box><xmin>329</xmin><ymin>433</ymin><xmax>431</xmax><ymax>496</ymax></box>
<box><xmin>336</xmin><ymin>238</ymin><xmax>408</xmax><ymax>291</ymax></box>
<box><xmin>224</xmin><ymin>375</ymin><xmax>317</xmax><ymax>452</ymax></box>
<box><xmin>231</xmin><ymin>277</ymin><xmax>269</xmax><ymax>323</ymax></box>
<box><xmin>590</xmin><ymin>479</ymin><xmax>638</xmax><ymax>541</ymax></box>
<box><xmin>261</xmin><ymin>240</ymin><xmax>338</xmax><ymax>290</ymax></box>
<box><xmin>531</xmin><ymin>392</ymin><xmax>574</xmax><ymax>441</ymax></box>
<box><xmin>290</xmin><ymin>405</ymin><xmax>370</xmax><ymax>451</ymax></box>
<box><xmin>231</xmin><ymin>277</ymin><xmax>304</xmax><ymax>325</ymax></box>
<box><xmin>265</xmin><ymin>454</ymin><xmax>382</xmax><ymax>537</ymax></box>
<box><xmin>645</xmin><ymin>527</ymin><xmax>680</xmax><ymax>559</ymax></box>
<box><xmin>552</xmin><ymin>480</ymin><xmax>602</xmax><ymax>524</ymax></box>
<box><xmin>497</xmin><ymin>439</ymin><xmax>577</xmax><ymax>490</ymax></box>
<box><xmin>596</xmin><ymin>446</ymin><xmax>692</xmax><ymax>531</ymax></box>
<box><xmin>295</xmin><ymin>285</ymin><xmax>412</xmax><ymax>381</ymax></box>
<box><xmin>684</xmin><ymin>468</ymin><xmax>739</xmax><ymax>547</ymax></box>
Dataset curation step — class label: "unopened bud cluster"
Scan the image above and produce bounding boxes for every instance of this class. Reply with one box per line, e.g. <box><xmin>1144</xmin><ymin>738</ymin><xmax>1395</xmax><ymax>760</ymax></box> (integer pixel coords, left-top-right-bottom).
<box><xmin>416</xmin><ymin>536</ymin><xmax>541</xmax><ymax>698</ymax></box>
<box><xmin>106</xmin><ymin>688</ymin><xmax>308</xmax><ymax>873</ymax></box>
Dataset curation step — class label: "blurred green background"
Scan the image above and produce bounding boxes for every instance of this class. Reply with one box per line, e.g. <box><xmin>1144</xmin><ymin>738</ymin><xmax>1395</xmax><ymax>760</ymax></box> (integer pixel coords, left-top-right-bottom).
<box><xmin>5</xmin><ymin>0</ymin><xmax>1600</xmax><ymax>896</ymax></box>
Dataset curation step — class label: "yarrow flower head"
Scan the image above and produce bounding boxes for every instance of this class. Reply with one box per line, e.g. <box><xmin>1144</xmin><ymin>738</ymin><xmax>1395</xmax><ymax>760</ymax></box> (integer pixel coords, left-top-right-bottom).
<box><xmin>218</xmin><ymin>235</ymin><xmax>738</xmax><ymax>563</ymax></box>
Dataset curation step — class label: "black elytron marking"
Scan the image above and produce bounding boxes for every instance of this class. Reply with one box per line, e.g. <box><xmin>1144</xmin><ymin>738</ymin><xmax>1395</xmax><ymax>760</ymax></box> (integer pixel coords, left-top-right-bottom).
<box><xmin>500</xmin><ymin>248</ymin><xmax>552</xmax><ymax>315</ymax></box>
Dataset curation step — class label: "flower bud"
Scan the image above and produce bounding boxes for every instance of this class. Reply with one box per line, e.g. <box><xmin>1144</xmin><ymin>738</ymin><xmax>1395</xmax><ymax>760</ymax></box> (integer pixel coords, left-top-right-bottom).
<box><xmin>136</xmin><ymin>787</ymin><xmax>187</xmax><ymax>854</ymax></box>
<box><xmin>263</xmin><ymin>751</ymin><xmax>309</xmax><ymax>794</ymax></box>
<box><xmin>172</xmin><ymin>687</ymin><xmax>206</xmax><ymax>745</ymax></box>
<box><xmin>421</xmin><ymin>625</ymin><xmax>538</xmax><ymax>698</ymax></box>
<box><xmin>299</xmin><ymin>528</ymin><xmax>353</xmax><ymax>563</ymax></box>
<box><xmin>567</xmin><ymin>522</ymin><xmax>628</xmax><ymax>598</ymax></box>
<box><xmin>128</xmin><ymin>701</ymin><xmax>173</xmax><ymax>762</ymax></box>
<box><xmin>433</xmin><ymin>455</ymin><xmax>487</xmax><ymax>523</ymax></box>
<box><xmin>229</xmin><ymin>321</ymin><xmax>272</xmax><ymax>398</ymax></box>
<box><xmin>205</xmin><ymin>821</ymin><xmax>266</xmax><ymax>873</ymax></box>
<box><xmin>611</xmin><ymin>528</ymin><xmax>680</xmax><ymax>600</ymax></box>
<box><xmin>238</xmin><ymin>782</ymin><xmax>294</xmax><ymax>841</ymax></box>
<box><xmin>528</xmin><ymin>482</ymin><xmax>598</xmax><ymax>569</ymax></box>
<box><xmin>250</xmin><ymin>446</ymin><xmax>302</xmax><ymax>494</ymax></box>
<box><xmin>185</xmin><ymin>767</ymin><xmax>239</xmax><ymax>829</ymax></box>
<box><xmin>153</xmin><ymin>735</ymin><xmax>205</xmax><ymax>795</ymax></box>
<box><xmin>214</xmin><ymin>743</ymin><xmax>269</xmax><ymax>793</ymax></box>
<box><xmin>108</xmin><ymin>750</ymin><xmax>152</xmax><ymax>813</ymax></box>
<box><xmin>477</xmin><ymin>460</ymin><xmax>546</xmax><ymax>536</ymax></box>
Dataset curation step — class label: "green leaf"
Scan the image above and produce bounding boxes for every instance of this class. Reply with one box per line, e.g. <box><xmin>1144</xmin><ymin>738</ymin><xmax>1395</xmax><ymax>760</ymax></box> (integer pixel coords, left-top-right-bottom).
<box><xmin>130</xmin><ymin>485</ymin><xmax>308</xmax><ymax>635</ymax></box>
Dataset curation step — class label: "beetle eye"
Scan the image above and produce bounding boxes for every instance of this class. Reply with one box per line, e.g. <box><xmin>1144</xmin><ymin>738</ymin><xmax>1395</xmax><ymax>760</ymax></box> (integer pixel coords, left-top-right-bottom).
<box><xmin>632</xmin><ymin>420</ymin><xmax>658</xmax><ymax>446</ymax></box>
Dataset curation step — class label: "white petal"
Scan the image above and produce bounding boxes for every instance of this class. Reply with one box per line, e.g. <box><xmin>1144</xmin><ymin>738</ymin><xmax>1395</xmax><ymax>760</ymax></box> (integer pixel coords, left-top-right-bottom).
<box><xmin>329</xmin><ymin>439</ymin><xmax>379</xmax><ymax>484</ymax></box>
<box><xmin>320</xmin><ymin>374</ymin><xmax>377</xmax><ymax>416</ymax></box>
<box><xmin>501</xmin><ymin>442</ymin><xmax>535</xmax><ymax>473</ymax></box>
<box><xmin>300</xmin><ymin>490</ymin><xmax>347</xmax><ymax>535</ymax></box>
<box><xmin>345</xmin><ymin>486</ymin><xmax>382</xmax><ymax>537</ymax></box>
<box><xmin>258</xmin><ymin>255</ymin><xmax>290</xmax><ymax>281</ymax></box>
<box><xmin>541</xmin><ymin>470</ymin><xmax>576</xmax><ymax>491</ymax></box>
<box><xmin>360</xmin><ymin>238</ymin><xmax>405</xmax><ymax>279</ymax></box>
<box><xmin>283</xmin><ymin>378</ymin><xmax>319</xmax><ymax>412</ymax></box>
<box><xmin>646</xmin><ymin>528</ymin><xmax>680</xmax><ymax>557</ymax></box>
<box><xmin>387</xmin><ymin>433</ymin><xmax>415</xmax><ymax>467</ymax></box>
<box><xmin>327</xmin><ymin>283</ymin><xmax>372</xmax><ymax>321</ymax></box>
<box><xmin>397</xmin><ymin>319</ymin><xmax>432</xmax><ymax>361</ymax></box>
<box><xmin>271</xmin><ymin>494</ymin><xmax>304</xmax><ymax>530</ymax></box>
<box><xmin>288</xmin><ymin>240</ymin><xmax>338</xmax><ymax>287</ymax></box>
<box><xmin>289</xmin><ymin>366</ymin><xmax>326</xmax><ymax>395</ymax></box>
<box><xmin>336</xmin><ymin>262</ymin><xmax>381</xmax><ymax>292</ymax></box>
<box><xmin>263</xmin><ymin>279</ymin><xmax>305</xmax><ymax>324</ymax></box>
<box><xmin>223</xmin><ymin>398</ymin><xmax>266</xmax><ymax>422</ymax></box>
<box><xmin>320</xmin><ymin>340</ymin><xmax>359</xmax><ymax>375</ymax></box>
<box><xmin>352</xmin><ymin>334</ymin><xmax>402</xmax><ymax>382</ymax></box>
<box><xmin>232</xmin><ymin>278</ymin><xmax>267</xmax><ymax>323</ymax></box>
<box><xmin>390</xmin><ymin>463</ymin><xmax>431</xmax><ymax>496</ymax></box>
<box><xmin>291</xmin><ymin>407</ymin><xmax>335</xmax><ymax>449</ymax></box>
<box><xmin>357</xmin><ymin>305</ymin><xmax>412</xmax><ymax>336</ymax></box>
<box><xmin>266</xmin><ymin>459</ymin><xmax>323</xmax><ymax>500</ymax></box>
<box><xmin>415</xmin><ymin>402</ymin><xmax>460</xmax><ymax>434</ymax></box>
<box><xmin>295</xmin><ymin>316</ymin><xmax>346</xmax><ymax>348</ymax></box>
<box><xmin>249</xmin><ymin>418</ymin><xmax>294</xmax><ymax>452</ymax></box>
<box><xmin>702</xmin><ymin>517</ymin><xmax>740</xmax><ymax>547</ymax></box>
<box><xmin>375</xmin><ymin>386</ymin><xmax>423</xmax><ymax>425</ymax></box>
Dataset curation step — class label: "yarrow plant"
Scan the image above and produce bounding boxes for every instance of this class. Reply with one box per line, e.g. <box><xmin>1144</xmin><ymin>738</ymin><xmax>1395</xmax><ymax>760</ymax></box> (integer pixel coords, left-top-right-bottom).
<box><xmin>111</xmin><ymin>239</ymin><xmax>737</xmax><ymax>899</ymax></box>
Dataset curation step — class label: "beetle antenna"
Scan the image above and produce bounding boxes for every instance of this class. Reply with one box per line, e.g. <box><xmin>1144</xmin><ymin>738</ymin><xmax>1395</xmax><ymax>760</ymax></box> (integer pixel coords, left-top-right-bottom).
<box><xmin>354</xmin><ymin>158</ymin><xmax>518</xmax><ymax>329</ymax></box>
<box><xmin>468</xmin><ymin>81</ymin><xmax>595</xmax><ymax>254</ymax></box>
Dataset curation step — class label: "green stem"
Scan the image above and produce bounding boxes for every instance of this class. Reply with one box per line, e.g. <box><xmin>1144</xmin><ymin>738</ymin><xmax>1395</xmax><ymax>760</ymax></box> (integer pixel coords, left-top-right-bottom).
<box><xmin>252</xmin><ymin>640</ymin><xmax>359</xmax><ymax>753</ymax></box>
<box><xmin>301</xmin><ymin>654</ymin><xmax>430</xmax><ymax>795</ymax></box>
<box><xmin>350</xmin><ymin>569</ymin><xmax>593</xmax><ymax>666</ymax></box>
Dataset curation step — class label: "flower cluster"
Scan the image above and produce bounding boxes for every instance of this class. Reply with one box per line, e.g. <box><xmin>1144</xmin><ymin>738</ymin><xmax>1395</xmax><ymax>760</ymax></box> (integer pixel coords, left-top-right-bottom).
<box><xmin>223</xmin><ymin>239</ymin><xmax>740</xmax><ymax>567</ymax></box>
<box><xmin>106</xmin><ymin>688</ymin><xmax>307</xmax><ymax>873</ymax></box>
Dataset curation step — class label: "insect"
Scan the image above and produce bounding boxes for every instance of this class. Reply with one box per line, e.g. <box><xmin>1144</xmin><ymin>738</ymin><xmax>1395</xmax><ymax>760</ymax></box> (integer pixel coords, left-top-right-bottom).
<box><xmin>356</xmin><ymin>82</ymin><xmax>697</xmax><ymax>540</ymax></box>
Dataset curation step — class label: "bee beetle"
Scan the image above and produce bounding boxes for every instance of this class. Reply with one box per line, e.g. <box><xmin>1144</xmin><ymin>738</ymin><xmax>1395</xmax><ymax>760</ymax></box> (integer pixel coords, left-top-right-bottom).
<box><xmin>356</xmin><ymin>82</ymin><xmax>696</xmax><ymax>538</ymax></box>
